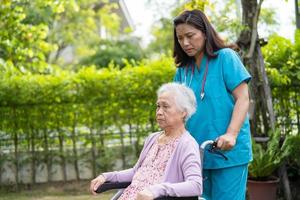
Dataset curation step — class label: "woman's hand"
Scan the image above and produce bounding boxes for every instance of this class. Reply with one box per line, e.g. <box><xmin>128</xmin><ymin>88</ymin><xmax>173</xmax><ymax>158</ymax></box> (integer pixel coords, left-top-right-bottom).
<box><xmin>217</xmin><ymin>133</ymin><xmax>237</xmax><ymax>150</ymax></box>
<box><xmin>89</xmin><ymin>174</ymin><xmax>106</xmax><ymax>195</ymax></box>
<box><xmin>136</xmin><ymin>189</ymin><xmax>154</xmax><ymax>200</ymax></box>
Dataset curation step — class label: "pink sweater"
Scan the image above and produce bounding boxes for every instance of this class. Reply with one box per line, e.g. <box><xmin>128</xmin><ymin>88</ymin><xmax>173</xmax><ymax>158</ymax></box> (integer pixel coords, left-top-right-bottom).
<box><xmin>102</xmin><ymin>131</ymin><xmax>203</xmax><ymax>198</ymax></box>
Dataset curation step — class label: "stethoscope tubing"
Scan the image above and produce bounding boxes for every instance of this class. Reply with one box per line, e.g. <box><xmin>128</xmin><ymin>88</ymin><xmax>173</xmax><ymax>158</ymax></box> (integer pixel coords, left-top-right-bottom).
<box><xmin>183</xmin><ymin>59</ymin><xmax>209</xmax><ymax>100</ymax></box>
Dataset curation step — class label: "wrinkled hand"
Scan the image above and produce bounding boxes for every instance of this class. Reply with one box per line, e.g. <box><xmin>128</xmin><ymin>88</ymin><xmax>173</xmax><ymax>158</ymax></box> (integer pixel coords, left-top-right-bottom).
<box><xmin>217</xmin><ymin>133</ymin><xmax>237</xmax><ymax>150</ymax></box>
<box><xmin>90</xmin><ymin>174</ymin><xmax>106</xmax><ymax>195</ymax></box>
<box><xmin>136</xmin><ymin>189</ymin><xmax>154</xmax><ymax>200</ymax></box>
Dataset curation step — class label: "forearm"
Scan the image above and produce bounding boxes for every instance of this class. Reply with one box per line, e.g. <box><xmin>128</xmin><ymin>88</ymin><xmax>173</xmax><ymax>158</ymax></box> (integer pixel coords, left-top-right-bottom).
<box><xmin>102</xmin><ymin>168</ymin><xmax>135</xmax><ymax>183</ymax></box>
<box><xmin>227</xmin><ymin>95</ymin><xmax>249</xmax><ymax>137</ymax></box>
<box><xmin>148</xmin><ymin>180</ymin><xmax>202</xmax><ymax>198</ymax></box>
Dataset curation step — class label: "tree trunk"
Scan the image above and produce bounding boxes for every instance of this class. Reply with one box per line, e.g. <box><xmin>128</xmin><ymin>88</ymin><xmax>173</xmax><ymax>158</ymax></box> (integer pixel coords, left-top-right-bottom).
<box><xmin>135</xmin><ymin>122</ymin><xmax>143</xmax><ymax>158</ymax></box>
<box><xmin>97</xmin><ymin>121</ymin><xmax>105</xmax><ymax>173</ymax></box>
<box><xmin>119</xmin><ymin>126</ymin><xmax>126</xmax><ymax>169</ymax></box>
<box><xmin>12</xmin><ymin>107</ymin><xmax>19</xmax><ymax>189</ymax></box>
<box><xmin>30</xmin><ymin>126</ymin><xmax>36</xmax><ymax>184</ymax></box>
<box><xmin>256</xmin><ymin>46</ymin><xmax>275</xmax><ymax>130</ymax></box>
<box><xmin>43</xmin><ymin>127</ymin><xmax>51</xmax><ymax>182</ymax></box>
<box><xmin>57</xmin><ymin>124</ymin><xmax>67</xmax><ymax>182</ymax></box>
<box><xmin>71</xmin><ymin>112</ymin><xmax>80</xmax><ymax>180</ymax></box>
<box><xmin>237</xmin><ymin>1</ymin><xmax>291</xmax><ymax>199</ymax></box>
<box><xmin>89</xmin><ymin>126</ymin><xmax>97</xmax><ymax>178</ymax></box>
<box><xmin>237</xmin><ymin>0</ymin><xmax>275</xmax><ymax>135</ymax></box>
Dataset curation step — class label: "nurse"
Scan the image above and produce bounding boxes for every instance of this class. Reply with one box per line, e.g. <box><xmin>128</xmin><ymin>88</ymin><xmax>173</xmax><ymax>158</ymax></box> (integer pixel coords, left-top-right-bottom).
<box><xmin>173</xmin><ymin>9</ymin><xmax>252</xmax><ymax>200</ymax></box>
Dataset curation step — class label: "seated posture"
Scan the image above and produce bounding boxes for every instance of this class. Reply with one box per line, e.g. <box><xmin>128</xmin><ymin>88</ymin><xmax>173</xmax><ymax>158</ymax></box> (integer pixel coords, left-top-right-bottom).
<box><xmin>90</xmin><ymin>82</ymin><xmax>202</xmax><ymax>200</ymax></box>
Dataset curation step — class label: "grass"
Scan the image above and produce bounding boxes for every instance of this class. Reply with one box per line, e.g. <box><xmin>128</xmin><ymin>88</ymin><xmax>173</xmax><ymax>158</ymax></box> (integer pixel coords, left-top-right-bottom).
<box><xmin>0</xmin><ymin>181</ymin><xmax>116</xmax><ymax>200</ymax></box>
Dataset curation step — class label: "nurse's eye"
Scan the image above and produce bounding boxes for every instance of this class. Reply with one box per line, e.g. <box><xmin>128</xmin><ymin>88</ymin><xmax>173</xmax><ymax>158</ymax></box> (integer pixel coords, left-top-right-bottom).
<box><xmin>187</xmin><ymin>33</ymin><xmax>194</xmax><ymax>38</ymax></box>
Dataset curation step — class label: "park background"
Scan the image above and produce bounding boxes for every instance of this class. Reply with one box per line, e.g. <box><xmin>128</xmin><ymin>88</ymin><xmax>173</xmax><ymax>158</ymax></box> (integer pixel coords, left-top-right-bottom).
<box><xmin>0</xmin><ymin>0</ymin><xmax>299</xmax><ymax>199</ymax></box>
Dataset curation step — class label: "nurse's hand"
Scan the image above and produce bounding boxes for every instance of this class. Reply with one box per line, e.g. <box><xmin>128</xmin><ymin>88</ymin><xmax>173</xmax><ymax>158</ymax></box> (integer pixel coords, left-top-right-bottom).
<box><xmin>136</xmin><ymin>189</ymin><xmax>154</xmax><ymax>200</ymax></box>
<box><xmin>217</xmin><ymin>133</ymin><xmax>237</xmax><ymax>150</ymax></box>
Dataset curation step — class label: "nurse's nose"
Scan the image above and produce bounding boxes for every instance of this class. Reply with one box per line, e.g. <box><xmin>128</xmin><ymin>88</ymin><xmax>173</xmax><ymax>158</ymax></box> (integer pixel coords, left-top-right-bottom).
<box><xmin>183</xmin><ymin>37</ymin><xmax>190</xmax><ymax>46</ymax></box>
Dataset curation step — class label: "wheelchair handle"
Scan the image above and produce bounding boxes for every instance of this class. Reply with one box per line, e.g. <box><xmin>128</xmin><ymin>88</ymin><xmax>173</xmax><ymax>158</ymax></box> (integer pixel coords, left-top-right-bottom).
<box><xmin>200</xmin><ymin>140</ymin><xmax>214</xmax><ymax>150</ymax></box>
<box><xmin>200</xmin><ymin>139</ymin><xmax>228</xmax><ymax>160</ymax></box>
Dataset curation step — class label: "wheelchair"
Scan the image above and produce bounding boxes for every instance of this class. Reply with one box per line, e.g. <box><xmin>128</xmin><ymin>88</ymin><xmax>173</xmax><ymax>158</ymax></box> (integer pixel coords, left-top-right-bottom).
<box><xmin>95</xmin><ymin>140</ymin><xmax>228</xmax><ymax>200</ymax></box>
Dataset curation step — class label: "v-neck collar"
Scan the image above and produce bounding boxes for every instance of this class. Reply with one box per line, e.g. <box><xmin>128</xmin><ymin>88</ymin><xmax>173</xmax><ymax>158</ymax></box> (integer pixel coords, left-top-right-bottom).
<box><xmin>194</xmin><ymin>54</ymin><xmax>207</xmax><ymax>74</ymax></box>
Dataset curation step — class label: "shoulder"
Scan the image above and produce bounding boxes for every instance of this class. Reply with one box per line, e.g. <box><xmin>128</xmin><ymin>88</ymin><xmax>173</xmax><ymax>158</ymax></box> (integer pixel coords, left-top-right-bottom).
<box><xmin>176</xmin><ymin>132</ymin><xmax>201</xmax><ymax>164</ymax></box>
<box><xmin>216</xmin><ymin>47</ymin><xmax>235</xmax><ymax>54</ymax></box>
<box><xmin>215</xmin><ymin>48</ymin><xmax>240</xmax><ymax>59</ymax></box>
<box><xmin>175</xmin><ymin>66</ymin><xmax>186</xmax><ymax>72</ymax></box>
<box><xmin>178</xmin><ymin>132</ymin><xmax>199</xmax><ymax>152</ymax></box>
<box><xmin>139</xmin><ymin>132</ymin><xmax>160</xmax><ymax>157</ymax></box>
<box><xmin>144</xmin><ymin>132</ymin><xmax>160</xmax><ymax>145</ymax></box>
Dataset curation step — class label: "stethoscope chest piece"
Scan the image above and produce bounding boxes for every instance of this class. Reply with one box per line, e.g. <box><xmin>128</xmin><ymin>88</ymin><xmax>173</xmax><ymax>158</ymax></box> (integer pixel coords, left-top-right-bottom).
<box><xmin>200</xmin><ymin>92</ymin><xmax>205</xmax><ymax>100</ymax></box>
<box><xmin>184</xmin><ymin>58</ymin><xmax>209</xmax><ymax>101</ymax></box>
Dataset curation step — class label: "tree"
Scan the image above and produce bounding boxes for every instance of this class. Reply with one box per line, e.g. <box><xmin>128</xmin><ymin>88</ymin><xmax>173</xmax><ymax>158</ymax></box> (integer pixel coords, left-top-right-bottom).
<box><xmin>146</xmin><ymin>18</ymin><xmax>173</xmax><ymax>55</ymax></box>
<box><xmin>236</xmin><ymin>1</ymin><xmax>292</xmax><ymax>199</ymax></box>
<box><xmin>79</xmin><ymin>39</ymin><xmax>144</xmax><ymax>69</ymax></box>
<box><xmin>237</xmin><ymin>0</ymin><xmax>275</xmax><ymax>135</ymax></box>
<box><xmin>0</xmin><ymin>0</ymin><xmax>55</xmax><ymax>74</ymax></box>
<box><xmin>0</xmin><ymin>0</ymin><xmax>123</xmax><ymax>73</ymax></box>
<box><xmin>146</xmin><ymin>0</ymin><xmax>277</xmax><ymax>55</ymax></box>
<box><xmin>21</xmin><ymin>0</ymin><xmax>122</xmax><ymax>66</ymax></box>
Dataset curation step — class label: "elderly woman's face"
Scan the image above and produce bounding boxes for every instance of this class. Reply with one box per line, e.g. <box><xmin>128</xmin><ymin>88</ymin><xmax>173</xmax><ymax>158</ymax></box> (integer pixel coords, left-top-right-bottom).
<box><xmin>156</xmin><ymin>92</ymin><xmax>185</xmax><ymax>129</ymax></box>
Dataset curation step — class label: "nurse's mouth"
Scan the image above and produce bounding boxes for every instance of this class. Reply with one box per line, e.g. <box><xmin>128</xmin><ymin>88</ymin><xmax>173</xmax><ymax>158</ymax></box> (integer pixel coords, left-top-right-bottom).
<box><xmin>185</xmin><ymin>49</ymin><xmax>194</xmax><ymax>53</ymax></box>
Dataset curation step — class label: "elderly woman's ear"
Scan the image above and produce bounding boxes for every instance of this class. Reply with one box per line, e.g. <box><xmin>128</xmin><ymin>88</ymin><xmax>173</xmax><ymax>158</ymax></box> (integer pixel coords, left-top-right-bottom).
<box><xmin>182</xmin><ymin>111</ymin><xmax>187</xmax><ymax>121</ymax></box>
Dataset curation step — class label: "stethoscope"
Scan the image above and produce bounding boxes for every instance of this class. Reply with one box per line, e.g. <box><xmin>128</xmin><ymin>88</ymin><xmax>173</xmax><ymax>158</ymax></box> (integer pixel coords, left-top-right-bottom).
<box><xmin>183</xmin><ymin>58</ymin><xmax>209</xmax><ymax>100</ymax></box>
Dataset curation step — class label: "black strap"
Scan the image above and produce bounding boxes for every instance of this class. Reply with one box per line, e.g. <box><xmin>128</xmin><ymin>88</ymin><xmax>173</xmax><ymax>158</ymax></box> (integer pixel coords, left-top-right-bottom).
<box><xmin>95</xmin><ymin>182</ymin><xmax>131</xmax><ymax>193</ymax></box>
<box><xmin>155</xmin><ymin>197</ymin><xmax>198</xmax><ymax>200</ymax></box>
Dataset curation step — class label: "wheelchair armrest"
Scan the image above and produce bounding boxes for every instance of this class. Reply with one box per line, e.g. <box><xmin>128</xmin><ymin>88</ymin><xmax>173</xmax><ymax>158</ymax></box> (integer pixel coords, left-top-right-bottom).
<box><xmin>95</xmin><ymin>181</ymin><xmax>131</xmax><ymax>193</ymax></box>
<box><xmin>95</xmin><ymin>182</ymin><xmax>199</xmax><ymax>200</ymax></box>
<box><xmin>154</xmin><ymin>197</ymin><xmax>198</xmax><ymax>200</ymax></box>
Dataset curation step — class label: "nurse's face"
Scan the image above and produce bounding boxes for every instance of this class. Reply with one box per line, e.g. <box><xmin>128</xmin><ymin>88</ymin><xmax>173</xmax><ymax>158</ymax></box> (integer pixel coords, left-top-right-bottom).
<box><xmin>156</xmin><ymin>92</ymin><xmax>185</xmax><ymax>130</ymax></box>
<box><xmin>175</xmin><ymin>23</ymin><xmax>206</xmax><ymax>57</ymax></box>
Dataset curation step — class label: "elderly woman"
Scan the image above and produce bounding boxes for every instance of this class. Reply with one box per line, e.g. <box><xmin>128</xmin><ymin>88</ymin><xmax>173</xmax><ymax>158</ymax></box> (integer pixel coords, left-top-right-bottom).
<box><xmin>90</xmin><ymin>82</ymin><xmax>202</xmax><ymax>200</ymax></box>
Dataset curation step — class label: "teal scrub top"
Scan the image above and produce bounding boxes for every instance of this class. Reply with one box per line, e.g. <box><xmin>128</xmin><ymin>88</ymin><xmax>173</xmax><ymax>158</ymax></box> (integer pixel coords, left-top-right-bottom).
<box><xmin>174</xmin><ymin>48</ymin><xmax>252</xmax><ymax>169</ymax></box>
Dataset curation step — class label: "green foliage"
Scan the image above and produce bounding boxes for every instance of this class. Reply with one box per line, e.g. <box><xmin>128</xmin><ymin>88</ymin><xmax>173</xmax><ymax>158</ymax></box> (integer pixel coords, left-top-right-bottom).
<box><xmin>285</xmin><ymin>135</ymin><xmax>300</xmax><ymax>165</ymax></box>
<box><xmin>42</xmin><ymin>0</ymin><xmax>122</xmax><ymax>65</ymax></box>
<box><xmin>147</xmin><ymin>18</ymin><xmax>174</xmax><ymax>55</ymax></box>
<box><xmin>0</xmin><ymin>0</ymin><xmax>56</xmax><ymax>74</ymax></box>
<box><xmin>249</xmin><ymin>128</ymin><xmax>295</xmax><ymax>180</ymax></box>
<box><xmin>261</xmin><ymin>32</ymin><xmax>300</xmax><ymax>137</ymax></box>
<box><xmin>0</xmin><ymin>56</ymin><xmax>175</xmax><ymax>183</ymax></box>
<box><xmin>146</xmin><ymin>0</ymin><xmax>242</xmax><ymax>54</ymax></box>
<box><xmin>96</xmin><ymin>147</ymin><xmax>117</xmax><ymax>172</ymax></box>
<box><xmin>208</xmin><ymin>0</ymin><xmax>244</xmax><ymax>42</ymax></box>
<box><xmin>263</xmin><ymin>31</ymin><xmax>300</xmax><ymax>86</ymax></box>
<box><xmin>146</xmin><ymin>0</ymin><xmax>210</xmax><ymax>55</ymax></box>
<box><xmin>182</xmin><ymin>0</ymin><xmax>206</xmax><ymax>11</ymax></box>
<box><xmin>0</xmin><ymin>0</ymin><xmax>126</xmax><ymax>73</ymax></box>
<box><xmin>259</xmin><ymin>7</ymin><xmax>278</xmax><ymax>34</ymax></box>
<box><xmin>79</xmin><ymin>39</ymin><xmax>144</xmax><ymax>69</ymax></box>
<box><xmin>147</xmin><ymin>0</ymin><xmax>278</xmax><ymax>54</ymax></box>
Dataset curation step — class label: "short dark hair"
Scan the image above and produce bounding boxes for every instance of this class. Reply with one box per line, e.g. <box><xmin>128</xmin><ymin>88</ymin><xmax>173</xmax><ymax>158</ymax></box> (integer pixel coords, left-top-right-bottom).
<box><xmin>173</xmin><ymin>9</ymin><xmax>234</xmax><ymax>67</ymax></box>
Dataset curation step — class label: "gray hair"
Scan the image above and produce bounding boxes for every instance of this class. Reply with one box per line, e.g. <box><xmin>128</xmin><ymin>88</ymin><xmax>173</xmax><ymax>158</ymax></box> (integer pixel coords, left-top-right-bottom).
<box><xmin>157</xmin><ymin>82</ymin><xmax>197</xmax><ymax>122</ymax></box>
